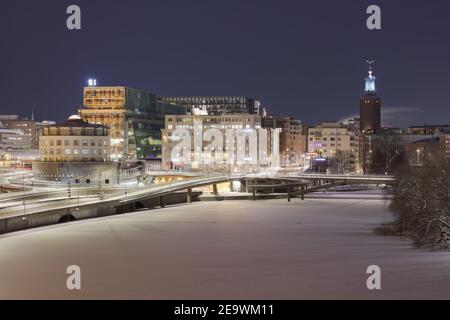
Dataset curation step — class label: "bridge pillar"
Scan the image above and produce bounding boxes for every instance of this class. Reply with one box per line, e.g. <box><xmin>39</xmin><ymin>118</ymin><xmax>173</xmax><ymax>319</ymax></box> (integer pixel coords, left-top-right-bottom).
<box><xmin>213</xmin><ymin>184</ymin><xmax>219</xmax><ymax>196</ymax></box>
<box><xmin>241</xmin><ymin>179</ymin><xmax>248</xmax><ymax>193</ymax></box>
<box><xmin>187</xmin><ymin>188</ymin><xmax>192</xmax><ymax>203</ymax></box>
<box><xmin>159</xmin><ymin>196</ymin><xmax>165</xmax><ymax>208</ymax></box>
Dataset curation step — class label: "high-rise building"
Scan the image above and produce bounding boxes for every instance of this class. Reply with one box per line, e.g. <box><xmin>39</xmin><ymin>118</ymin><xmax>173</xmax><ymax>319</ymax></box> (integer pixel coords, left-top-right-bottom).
<box><xmin>360</xmin><ymin>66</ymin><xmax>381</xmax><ymax>133</ymax></box>
<box><xmin>160</xmin><ymin>96</ymin><xmax>261</xmax><ymax>115</ymax></box>
<box><xmin>79</xmin><ymin>85</ymin><xmax>186</xmax><ymax>160</ymax></box>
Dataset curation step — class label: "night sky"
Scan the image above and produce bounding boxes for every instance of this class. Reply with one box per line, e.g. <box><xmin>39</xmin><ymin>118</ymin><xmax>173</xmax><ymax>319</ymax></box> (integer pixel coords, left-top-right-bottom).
<box><xmin>1</xmin><ymin>0</ymin><xmax>449</xmax><ymax>128</ymax></box>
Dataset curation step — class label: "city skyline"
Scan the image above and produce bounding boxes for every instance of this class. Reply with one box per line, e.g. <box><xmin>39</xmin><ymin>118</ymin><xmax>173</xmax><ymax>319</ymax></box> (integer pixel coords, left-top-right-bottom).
<box><xmin>2</xmin><ymin>1</ymin><xmax>450</xmax><ymax>128</ymax></box>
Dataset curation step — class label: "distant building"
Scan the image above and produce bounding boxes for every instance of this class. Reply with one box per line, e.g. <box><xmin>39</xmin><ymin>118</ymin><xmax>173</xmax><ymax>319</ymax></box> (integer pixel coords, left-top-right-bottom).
<box><xmin>0</xmin><ymin>122</ymin><xmax>31</xmax><ymax>150</ymax></box>
<box><xmin>441</xmin><ymin>132</ymin><xmax>450</xmax><ymax>160</ymax></box>
<box><xmin>79</xmin><ymin>85</ymin><xmax>186</xmax><ymax>160</ymax></box>
<box><xmin>408</xmin><ymin>125</ymin><xmax>450</xmax><ymax>135</ymax></box>
<box><xmin>262</xmin><ymin>116</ymin><xmax>307</xmax><ymax>165</ymax></box>
<box><xmin>346</xmin><ymin>118</ymin><xmax>360</xmax><ymax>132</ymax></box>
<box><xmin>0</xmin><ymin>115</ymin><xmax>52</xmax><ymax>149</ymax></box>
<box><xmin>308</xmin><ymin>122</ymin><xmax>360</xmax><ymax>173</ymax></box>
<box><xmin>160</xmin><ymin>96</ymin><xmax>261</xmax><ymax>115</ymax></box>
<box><xmin>404</xmin><ymin>137</ymin><xmax>440</xmax><ymax>166</ymax></box>
<box><xmin>0</xmin><ymin>150</ymin><xmax>39</xmax><ymax>169</ymax></box>
<box><xmin>33</xmin><ymin>116</ymin><xmax>119</xmax><ymax>185</ymax></box>
<box><xmin>360</xmin><ymin>66</ymin><xmax>381</xmax><ymax>134</ymax></box>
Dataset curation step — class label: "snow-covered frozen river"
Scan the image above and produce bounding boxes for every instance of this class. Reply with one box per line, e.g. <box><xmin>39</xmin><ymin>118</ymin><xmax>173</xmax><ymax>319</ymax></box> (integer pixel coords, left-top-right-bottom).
<box><xmin>1</xmin><ymin>193</ymin><xmax>450</xmax><ymax>299</ymax></box>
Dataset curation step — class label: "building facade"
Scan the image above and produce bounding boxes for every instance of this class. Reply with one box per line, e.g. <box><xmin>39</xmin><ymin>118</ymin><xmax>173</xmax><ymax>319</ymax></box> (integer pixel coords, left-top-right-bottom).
<box><xmin>34</xmin><ymin>116</ymin><xmax>119</xmax><ymax>185</ymax></box>
<box><xmin>0</xmin><ymin>115</ymin><xmax>51</xmax><ymax>149</ymax></box>
<box><xmin>39</xmin><ymin>116</ymin><xmax>111</xmax><ymax>163</ymax></box>
<box><xmin>441</xmin><ymin>132</ymin><xmax>450</xmax><ymax>160</ymax></box>
<box><xmin>79</xmin><ymin>86</ymin><xmax>186</xmax><ymax>160</ymax></box>
<box><xmin>308</xmin><ymin>122</ymin><xmax>360</xmax><ymax>173</ymax></box>
<box><xmin>408</xmin><ymin>125</ymin><xmax>450</xmax><ymax>135</ymax></box>
<box><xmin>404</xmin><ymin>137</ymin><xmax>440</xmax><ymax>166</ymax></box>
<box><xmin>0</xmin><ymin>122</ymin><xmax>32</xmax><ymax>150</ymax></box>
<box><xmin>263</xmin><ymin>116</ymin><xmax>307</xmax><ymax>165</ymax></box>
<box><xmin>161</xmin><ymin>114</ymin><xmax>280</xmax><ymax>171</ymax></box>
<box><xmin>160</xmin><ymin>96</ymin><xmax>261</xmax><ymax>115</ymax></box>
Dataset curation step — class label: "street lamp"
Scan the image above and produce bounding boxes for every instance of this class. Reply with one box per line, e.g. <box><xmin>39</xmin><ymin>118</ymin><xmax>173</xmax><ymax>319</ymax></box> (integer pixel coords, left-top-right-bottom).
<box><xmin>416</xmin><ymin>149</ymin><xmax>422</xmax><ymax>166</ymax></box>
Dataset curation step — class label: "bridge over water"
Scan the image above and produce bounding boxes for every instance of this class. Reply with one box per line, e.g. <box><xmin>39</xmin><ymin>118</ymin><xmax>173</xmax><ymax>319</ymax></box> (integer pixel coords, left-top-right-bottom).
<box><xmin>0</xmin><ymin>173</ymin><xmax>397</xmax><ymax>235</ymax></box>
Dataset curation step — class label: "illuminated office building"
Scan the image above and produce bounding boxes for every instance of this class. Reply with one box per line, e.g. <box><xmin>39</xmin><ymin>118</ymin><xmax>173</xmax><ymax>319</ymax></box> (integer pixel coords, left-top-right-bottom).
<box><xmin>161</xmin><ymin>114</ymin><xmax>280</xmax><ymax>171</ymax></box>
<box><xmin>79</xmin><ymin>85</ymin><xmax>186</xmax><ymax>160</ymax></box>
<box><xmin>160</xmin><ymin>96</ymin><xmax>261</xmax><ymax>115</ymax></box>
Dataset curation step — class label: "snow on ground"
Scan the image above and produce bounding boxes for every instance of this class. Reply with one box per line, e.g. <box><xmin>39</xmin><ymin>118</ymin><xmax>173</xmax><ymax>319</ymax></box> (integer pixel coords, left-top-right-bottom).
<box><xmin>0</xmin><ymin>194</ymin><xmax>450</xmax><ymax>300</ymax></box>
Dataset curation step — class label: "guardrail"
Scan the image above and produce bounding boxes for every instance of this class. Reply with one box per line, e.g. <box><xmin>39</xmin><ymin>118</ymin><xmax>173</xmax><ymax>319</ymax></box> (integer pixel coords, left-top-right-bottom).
<box><xmin>116</xmin><ymin>176</ymin><xmax>232</xmax><ymax>203</ymax></box>
<box><xmin>0</xmin><ymin>174</ymin><xmax>244</xmax><ymax>217</ymax></box>
<box><xmin>0</xmin><ymin>186</ymin><xmax>127</xmax><ymax>203</ymax></box>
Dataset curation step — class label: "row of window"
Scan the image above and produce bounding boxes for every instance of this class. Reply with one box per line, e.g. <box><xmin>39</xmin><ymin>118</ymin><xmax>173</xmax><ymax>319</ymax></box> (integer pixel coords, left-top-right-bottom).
<box><xmin>41</xmin><ymin>158</ymin><xmax>109</xmax><ymax>162</ymax></box>
<box><xmin>41</xmin><ymin>148</ymin><xmax>108</xmax><ymax>156</ymax></box>
<box><xmin>37</xmin><ymin>173</ymin><xmax>111</xmax><ymax>184</ymax></box>
<box><xmin>43</xmin><ymin>128</ymin><xmax>108</xmax><ymax>136</ymax></box>
<box><xmin>310</xmin><ymin>137</ymin><xmax>349</xmax><ymax>141</ymax></box>
<box><xmin>168</xmin><ymin>117</ymin><xmax>255</xmax><ymax>123</ymax></box>
<box><xmin>43</xmin><ymin>140</ymin><xmax>108</xmax><ymax>147</ymax></box>
<box><xmin>165</xmin><ymin>97</ymin><xmax>248</xmax><ymax>104</ymax></box>
<box><xmin>168</xmin><ymin>124</ymin><xmax>255</xmax><ymax>130</ymax></box>
<box><xmin>312</xmin><ymin>149</ymin><xmax>357</xmax><ymax>154</ymax></box>
<box><xmin>84</xmin><ymin>90</ymin><xmax>125</xmax><ymax>97</ymax></box>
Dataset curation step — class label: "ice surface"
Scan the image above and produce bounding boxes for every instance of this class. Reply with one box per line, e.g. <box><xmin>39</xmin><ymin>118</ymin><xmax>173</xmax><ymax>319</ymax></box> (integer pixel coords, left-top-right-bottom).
<box><xmin>0</xmin><ymin>194</ymin><xmax>449</xmax><ymax>300</ymax></box>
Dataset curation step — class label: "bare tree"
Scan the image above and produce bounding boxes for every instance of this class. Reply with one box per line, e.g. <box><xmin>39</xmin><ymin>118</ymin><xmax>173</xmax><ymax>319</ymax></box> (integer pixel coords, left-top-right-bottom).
<box><xmin>371</xmin><ymin>134</ymin><xmax>404</xmax><ymax>174</ymax></box>
<box><xmin>335</xmin><ymin>150</ymin><xmax>352</xmax><ymax>174</ymax></box>
<box><xmin>387</xmin><ymin>161</ymin><xmax>450</xmax><ymax>249</ymax></box>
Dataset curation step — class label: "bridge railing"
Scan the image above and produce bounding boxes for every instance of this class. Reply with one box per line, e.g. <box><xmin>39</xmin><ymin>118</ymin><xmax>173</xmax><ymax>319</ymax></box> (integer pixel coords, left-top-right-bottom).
<box><xmin>117</xmin><ymin>176</ymin><xmax>234</xmax><ymax>203</ymax></box>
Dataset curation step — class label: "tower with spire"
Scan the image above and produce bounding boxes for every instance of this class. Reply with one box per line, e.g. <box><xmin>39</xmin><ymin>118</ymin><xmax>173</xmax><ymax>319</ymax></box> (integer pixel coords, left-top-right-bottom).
<box><xmin>360</xmin><ymin>60</ymin><xmax>381</xmax><ymax>133</ymax></box>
